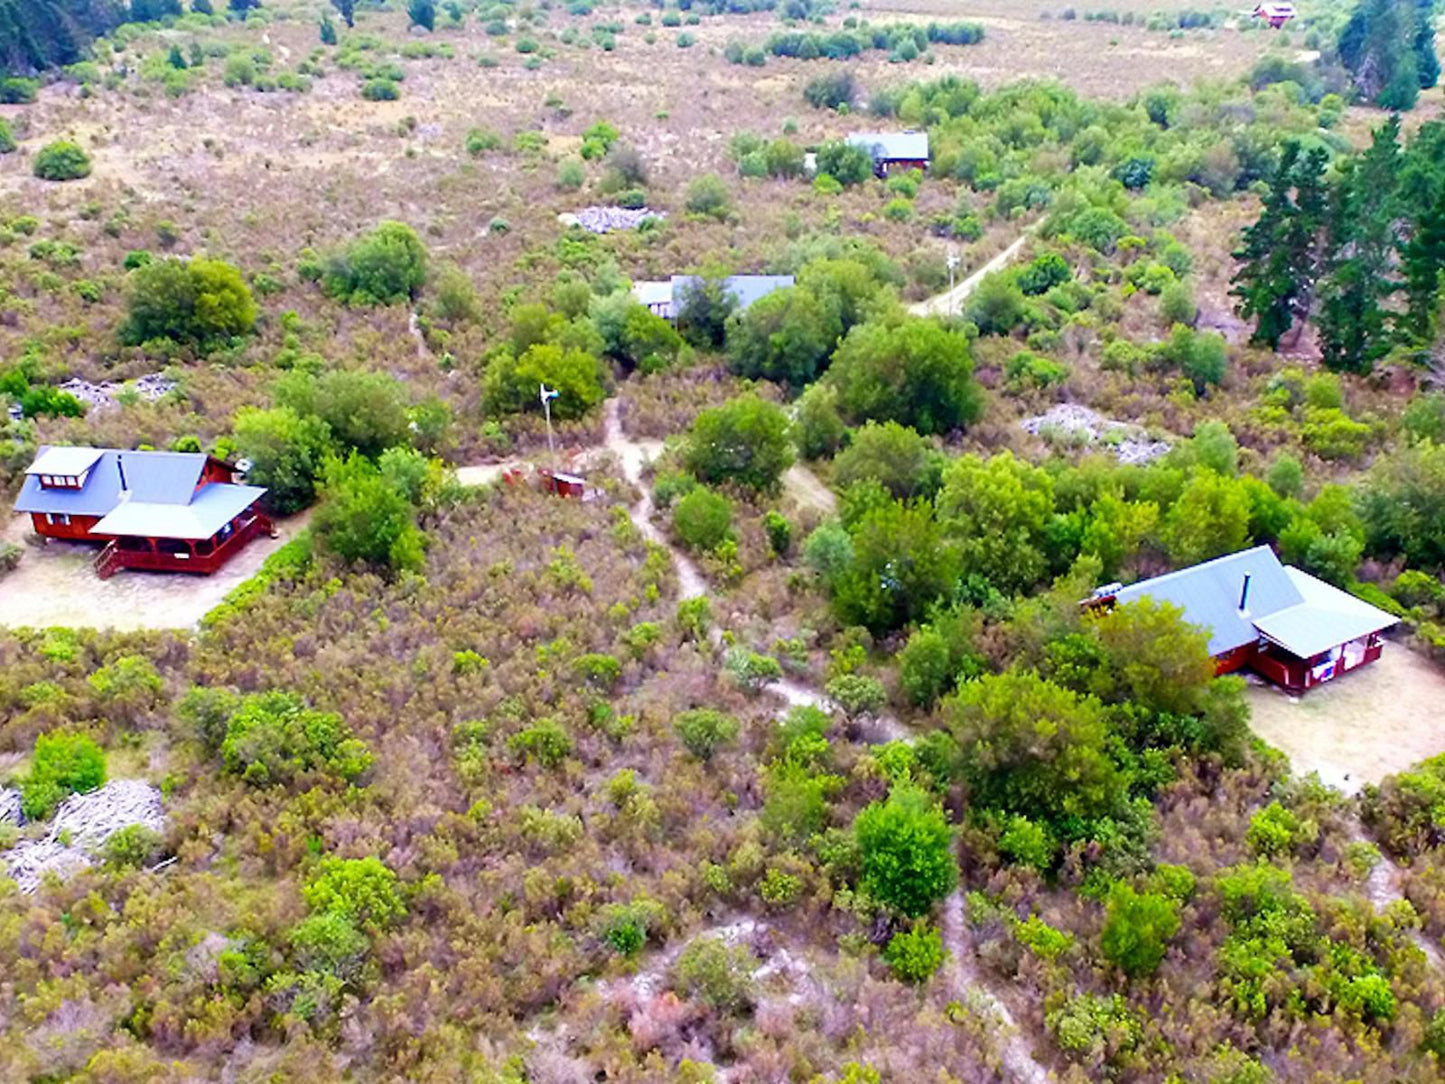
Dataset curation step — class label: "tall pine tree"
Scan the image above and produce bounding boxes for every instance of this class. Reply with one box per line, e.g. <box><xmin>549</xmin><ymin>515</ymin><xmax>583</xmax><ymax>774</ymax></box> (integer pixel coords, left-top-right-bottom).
<box><xmin>1315</xmin><ymin>119</ymin><xmax>1402</xmax><ymax>374</ymax></box>
<box><xmin>1401</xmin><ymin>185</ymin><xmax>1445</xmax><ymax>345</ymax></box>
<box><xmin>1231</xmin><ymin>142</ymin><xmax>1329</xmax><ymax>350</ymax></box>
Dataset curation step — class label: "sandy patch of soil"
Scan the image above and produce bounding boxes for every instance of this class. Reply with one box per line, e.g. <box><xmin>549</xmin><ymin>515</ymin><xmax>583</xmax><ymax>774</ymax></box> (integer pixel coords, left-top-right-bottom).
<box><xmin>1246</xmin><ymin>645</ymin><xmax>1445</xmax><ymax>794</ymax></box>
<box><xmin>0</xmin><ymin>511</ymin><xmax>309</xmax><ymax>633</ymax></box>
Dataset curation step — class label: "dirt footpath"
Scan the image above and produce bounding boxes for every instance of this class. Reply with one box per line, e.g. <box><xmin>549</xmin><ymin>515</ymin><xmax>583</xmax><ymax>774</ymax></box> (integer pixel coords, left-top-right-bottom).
<box><xmin>1247</xmin><ymin>645</ymin><xmax>1445</xmax><ymax>794</ymax></box>
<box><xmin>0</xmin><ymin>512</ymin><xmax>308</xmax><ymax>633</ymax></box>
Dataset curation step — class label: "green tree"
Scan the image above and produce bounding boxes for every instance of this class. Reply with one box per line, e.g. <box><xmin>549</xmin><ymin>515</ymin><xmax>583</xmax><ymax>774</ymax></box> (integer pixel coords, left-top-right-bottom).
<box><xmin>33</xmin><ymin>140</ymin><xmax>92</xmax><ymax>181</ymax></box>
<box><xmin>943</xmin><ymin>669</ymin><xmax>1125</xmax><ymax>828</ymax></box>
<box><xmin>1161</xmin><ymin>470</ymin><xmax>1251</xmax><ymax>566</ymax></box>
<box><xmin>815</xmin><ymin>139</ymin><xmax>874</xmax><ymax>185</ymax></box>
<box><xmin>1230</xmin><ymin>142</ymin><xmax>1329</xmax><ymax>350</ymax></box>
<box><xmin>1400</xmin><ymin>183</ymin><xmax>1445</xmax><ymax>344</ymax></box>
<box><xmin>1338</xmin><ymin>0</ymin><xmax>1432</xmax><ymax>108</ymax></box>
<box><xmin>482</xmin><ymin>342</ymin><xmax>607</xmax><ymax>421</ymax></box>
<box><xmin>275</xmin><ymin>369</ymin><xmax>411</xmax><ymax>459</ymax></box>
<box><xmin>832</xmin><ymin>499</ymin><xmax>957</xmax><ymax>633</ymax></box>
<box><xmin>1100</xmin><ymin>883</ymin><xmax>1180</xmax><ymax>978</ymax></box>
<box><xmin>671</xmin><ymin>937</ymin><xmax>757</xmax><ymax>1015</ymax></box>
<box><xmin>674</xmin><ymin>276</ymin><xmax>738</xmax><ymax>348</ymax></box>
<box><xmin>1315</xmin><ymin>119</ymin><xmax>1401</xmax><ymax>374</ymax></box>
<box><xmin>682</xmin><ymin>394</ymin><xmax>793</xmax><ymax>492</ymax></box>
<box><xmin>793</xmin><ymin>381</ymin><xmax>847</xmax><ymax>460</ymax></box>
<box><xmin>833</xmin><ymin>421</ymin><xmax>939</xmax><ymax>500</ymax></box>
<box><xmin>935</xmin><ymin>451</ymin><xmax>1054</xmax><ymax>595</ymax></box>
<box><xmin>1358</xmin><ymin>439</ymin><xmax>1445</xmax><ymax>569</ymax></box>
<box><xmin>964</xmin><ymin>271</ymin><xmax>1025</xmax><ymax>335</ymax></box>
<box><xmin>122</xmin><ymin>256</ymin><xmax>257</xmax><ymax>349</ymax></box>
<box><xmin>232</xmin><ymin>406</ymin><xmax>333</xmax><ymax>514</ymax></box>
<box><xmin>21</xmin><ymin>731</ymin><xmax>106</xmax><ymax>821</ymax></box>
<box><xmin>854</xmin><ymin>784</ymin><xmax>956</xmax><ymax>917</ymax></box>
<box><xmin>407</xmin><ymin>0</ymin><xmax>434</xmax><ymax>30</ymax></box>
<box><xmin>314</xmin><ymin>455</ymin><xmax>425</xmax><ymax>572</ymax></box>
<box><xmin>322</xmin><ymin>221</ymin><xmax>428</xmax><ymax>306</ymax></box>
<box><xmin>828</xmin><ymin>317</ymin><xmax>983</xmax><ymax>436</ymax></box>
<box><xmin>725</xmin><ymin>286</ymin><xmax>840</xmax><ymax>388</ymax></box>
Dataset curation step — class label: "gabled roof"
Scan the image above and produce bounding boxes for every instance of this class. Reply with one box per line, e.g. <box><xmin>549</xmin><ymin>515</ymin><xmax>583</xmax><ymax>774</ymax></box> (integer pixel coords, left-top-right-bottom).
<box><xmin>1253</xmin><ymin>568</ymin><xmax>1398</xmax><ymax>659</ymax></box>
<box><xmin>1110</xmin><ymin>545</ymin><xmax>1398</xmax><ymax>659</ymax></box>
<box><xmin>26</xmin><ymin>447</ymin><xmax>104</xmax><ymax>477</ymax></box>
<box><xmin>847</xmin><ymin>131</ymin><xmax>930</xmax><ymax>161</ymax></box>
<box><xmin>1112</xmin><ymin>546</ymin><xmax>1304</xmax><ymax>656</ymax></box>
<box><xmin>92</xmin><ymin>483</ymin><xmax>267</xmax><ymax>540</ymax></box>
<box><xmin>14</xmin><ymin>448</ymin><xmax>219</xmax><ymax>518</ymax></box>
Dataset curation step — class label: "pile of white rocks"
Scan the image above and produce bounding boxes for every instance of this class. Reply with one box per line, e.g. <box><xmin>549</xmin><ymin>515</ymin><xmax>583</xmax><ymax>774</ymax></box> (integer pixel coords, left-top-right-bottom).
<box><xmin>56</xmin><ymin>373</ymin><xmax>177</xmax><ymax>410</ymax></box>
<box><xmin>559</xmin><ymin>206</ymin><xmax>666</xmax><ymax>234</ymax></box>
<box><xmin>1021</xmin><ymin>403</ymin><xmax>1172</xmax><ymax>465</ymax></box>
<box><xmin>2</xmin><ymin>780</ymin><xmax>166</xmax><ymax>894</ymax></box>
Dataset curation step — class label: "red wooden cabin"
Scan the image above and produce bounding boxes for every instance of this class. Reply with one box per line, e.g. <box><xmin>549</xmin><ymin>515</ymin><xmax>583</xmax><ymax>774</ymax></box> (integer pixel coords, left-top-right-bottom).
<box><xmin>12</xmin><ymin>447</ymin><xmax>272</xmax><ymax>578</ymax></box>
<box><xmin>1086</xmin><ymin>546</ymin><xmax>1398</xmax><ymax>694</ymax></box>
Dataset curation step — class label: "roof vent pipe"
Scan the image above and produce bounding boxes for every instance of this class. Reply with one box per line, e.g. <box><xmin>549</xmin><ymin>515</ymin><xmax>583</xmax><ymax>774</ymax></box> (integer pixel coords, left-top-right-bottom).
<box><xmin>1239</xmin><ymin>573</ymin><xmax>1252</xmax><ymax>611</ymax></box>
<box><xmin>116</xmin><ymin>454</ymin><xmax>128</xmax><ymax>493</ymax></box>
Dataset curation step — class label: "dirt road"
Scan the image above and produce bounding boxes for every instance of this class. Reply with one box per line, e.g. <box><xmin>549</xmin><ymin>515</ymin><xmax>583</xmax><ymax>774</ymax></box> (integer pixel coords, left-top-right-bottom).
<box><xmin>909</xmin><ymin>229</ymin><xmax>1037</xmax><ymax>318</ymax></box>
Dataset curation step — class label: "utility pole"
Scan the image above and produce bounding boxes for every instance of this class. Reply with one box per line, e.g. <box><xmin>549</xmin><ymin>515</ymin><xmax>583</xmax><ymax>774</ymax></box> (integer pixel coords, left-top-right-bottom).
<box><xmin>946</xmin><ymin>247</ymin><xmax>961</xmax><ymax>316</ymax></box>
<box><xmin>539</xmin><ymin>383</ymin><xmax>559</xmax><ymax>461</ymax></box>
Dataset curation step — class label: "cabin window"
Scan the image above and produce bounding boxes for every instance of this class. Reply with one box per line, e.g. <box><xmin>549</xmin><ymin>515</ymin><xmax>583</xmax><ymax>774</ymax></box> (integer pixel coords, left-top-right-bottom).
<box><xmin>43</xmin><ymin>513</ymin><xmax>71</xmax><ymax>526</ymax></box>
<box><xmin>38</xmin><ymin>474</ymin><xmax>82</xmax><ymax>489</ymax></box>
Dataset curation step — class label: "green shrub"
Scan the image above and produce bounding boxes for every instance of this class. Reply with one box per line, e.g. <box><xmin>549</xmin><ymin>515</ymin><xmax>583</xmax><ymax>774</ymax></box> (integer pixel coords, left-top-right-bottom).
<box><xmin>0</xmin><ymin>120</ymin><xmax>15</xmax><ymax>154</ymax></box>
<box><xmin>884</xmin><ymin>923</ymin><xmax>945</xmax><ymax>983</ymax></box>
<box><xmin>1100</xmin><ymin>883</ymin><xmax>1180</xmax><ymax>977</ymax></box>
<box><xmin>101</xmin><ymin>824</ymin><xmax>165</xmax><ymax>870</ymax></box>
<box><xmin>672</xmin><ymin>487</ymin><xmax>733</xmax><ymax>550</ymax></box>
<box><xmin>1246</xmin><ymin>800</ymin><xmax>1318</xmax><ymax>858</ymax></box>
<box><xmin>507</xmin><ymin>719</ymin><xmax>574</xmax><ymax>767</ymax></box>
<box><xmin>20</xmin><ymin>731</ymin><xmax>107</xmax><ymax>821</ymax></box>
<box><xmin>323</xmin><ymin>220</ymin><xmax>428</xmax><ymax>305</ymax></box>
<box><xmin>854</xmin><ymin>784</ymin><xmax>955</xmax><ymax>917</ymax></box>
<box><xmin>303</xmin><ymin>855</ymin><xmax>407</xmax><ymax>929</ymax></box>
<box><xmin>763</xmin><ymin>510</ymin><xmax>792</xmax><ymax>556</ymax></box>
<box><xmin>674</xmin><ymin>708</ymin><xmax>740</xmax><ymax>761</ymax></box>
<box><xmin>685</xmin><ymin>172</ymin><xmax>732</xmax><ymax>219</ymax></box>
<box><xmin>671</xmin><ymin>937</ymin><xmax>757</xmax><ymax>1014</ymax></box>
<box><xmin>465</xmin><ymin>127</ymin><xmax>503</xmax><ymax>155</ymax></box>
<box><xmin>682</xmin><ymin>395</ymin><xmax>794</xmax><ymax>492</ymax></box>
<box><xmin>221</xmin><ymin>690</ymin><xmax>373</xmax><ymax>787</ymax></box>
<box><xmin>33</xmin><ymin>141</ymin><xmax>93</xmax><ymax>181</ymax></box>
<box><xmin>362</xmin><ymin>78</ymin><xmax>400</xmax><ymax>100</ymax></box>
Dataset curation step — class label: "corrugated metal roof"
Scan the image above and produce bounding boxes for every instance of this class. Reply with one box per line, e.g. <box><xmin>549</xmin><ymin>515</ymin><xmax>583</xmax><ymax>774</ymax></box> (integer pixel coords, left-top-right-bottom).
<box><xmin>92</xmin><ymin>483</ymin><xmax>266</xmax><ymax>540</ymax></box>
<box><xmin>1252</xmin><ymin>568</ymin><xmax>1398</xmax><ymax>659</ymax></box>
<box><xmin>1112</xmin><ymin>545</ymin><xmax>1303</xmax><ymax>655</ymax></box>
<box><xmin>26</xmin><ymin>447</ymin><xmax>104</xmax><ymax>477</ymax></box>
<box><xmin>14</xmin><ymin>448</ymin><xmax>213</xmax><ymax>517</ymax></box>
<box><xmin>632</xmin><ymin>281</ymin><xmax>673</xmax><ymax>308</ymax></box>
<box><xmin>847</xmin><ymin>131</ymin><xmax>930</xmax><ymax>161</ymax></box>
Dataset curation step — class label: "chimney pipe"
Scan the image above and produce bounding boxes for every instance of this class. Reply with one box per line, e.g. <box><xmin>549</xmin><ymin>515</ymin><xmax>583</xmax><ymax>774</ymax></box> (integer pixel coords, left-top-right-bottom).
<box><xmin>1239</xmin><ymin>573</ymin><xmax>1251</xmax><ymax>611</ymax></box>
<box><xmin>116</xmin><ymin>454</ymin><xmax>128</xmax><ymax>493</ymax></box>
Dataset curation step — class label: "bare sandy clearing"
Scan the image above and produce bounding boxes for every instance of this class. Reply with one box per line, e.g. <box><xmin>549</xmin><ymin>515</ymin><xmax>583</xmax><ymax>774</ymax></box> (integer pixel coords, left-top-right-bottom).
<box><xmin>1246</xmin><ymin>645</ymin><xmax>1445</xmax><ymax>794</ymax></box>
<box><xmin>0</xmin><ymin>511</ymin><xmax>308</xmax><ymax>632</ymax></box>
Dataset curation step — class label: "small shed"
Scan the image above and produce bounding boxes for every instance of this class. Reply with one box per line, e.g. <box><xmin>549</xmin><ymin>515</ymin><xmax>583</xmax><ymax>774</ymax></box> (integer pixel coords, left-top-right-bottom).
<box><xmin>1252</xmin><ymin>2</ymin><xmax>1296</xmax><ymax>27</ymax></box>
<box><xmin>1093</xmin><ymin>546</ymin><xmax>1398</xmax><ymax>693</ymax></box>
<box><xmin>846</xmin><ymin>131</ymin><xmax>931</xmax><ymax>177</ymax></box>
<box><xmin>630</xmin><ymin>274</ymin><xmax>796</xmax><ymax>322</ymax></box>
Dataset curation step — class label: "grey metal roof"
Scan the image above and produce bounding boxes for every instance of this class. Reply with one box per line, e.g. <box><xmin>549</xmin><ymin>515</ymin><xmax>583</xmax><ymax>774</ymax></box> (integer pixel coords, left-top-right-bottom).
<box><xmin>1252</xmin><ymin>568</ymin><xmax>1398</xmax><ymax>659</ymax></box>
<box><xmin>26</xmin><ymin>447</ymin><xmax>104</xmax><ymax>477</ymax></box>
<box><xmin>92</xmin><ymin>483</ymin><xmax>266</xmax><ymax>540</ymax></box>
<box><xmin>1112</xmin><ymin>545</ymin><xmax>1303</xmax><ymax>656</ymax></box>
<box><xmin>14</xmin><ymin>448</ymin><xmax>214</xmax><ymax>517</ymax></box>
<box><xmin>847</xmin><ymin>131</ymin><xmax>930</xmax><ymax>162</ymax></box>
<box><xmin>670</xmin><ymin>275</ymin><xmax>796</xmax><ymax>313</ymax></box>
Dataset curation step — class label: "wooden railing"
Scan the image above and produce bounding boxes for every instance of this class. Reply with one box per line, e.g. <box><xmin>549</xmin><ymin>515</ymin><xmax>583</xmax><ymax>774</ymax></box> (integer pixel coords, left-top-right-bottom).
<box><xmin>93</xmin><ymin>513</ymin><xmax>273</xmax><ymax>579</ymax></box>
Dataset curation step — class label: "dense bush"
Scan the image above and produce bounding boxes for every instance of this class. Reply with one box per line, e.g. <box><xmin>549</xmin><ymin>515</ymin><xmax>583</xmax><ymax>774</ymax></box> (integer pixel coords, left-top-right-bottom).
<box><xmin>122</xmin><ymin>256</ymin><xmax>257</xmax><ymax>349</ymax></box>
<box><xmin>322</xmin><ymin>220</ymin><xmax>429</xmax><ymax>305</ymax></box>
<box><xmin>854</xmin><ymin>784</ymin><xmax>956</xmax><ymax>917</ymax></box>
<box><xmin>682</xmin><ymin>394</ymin><xmax>793</xmax><ymax>492</ymax></box>
<box><xmin>828</xmin><ymin>318</ymin><xmax>983</xmax><ymax>435</ymax></box>
<box><xmin>20</xmin><ymin>730</ymin><xmax>106</xmax><ymax>821</ymax></box>
<box><xmin>672</xmin><ymin>486</ymin><xmax>733</xmax><ymax>550</ymax></box>
<box><xmin>220</xmin><ymin>690</ymin><xmax>373</xmax><ymax>787</ymax></box>
<box><xmin>314</xmin><ymin>454</ymin><xmax>426</xmax><ymax>573</ymax></box>
<box><xmin>32</xmin><ymin>140</ymin><xmax>92</xmax><ymax>181</ymax></box>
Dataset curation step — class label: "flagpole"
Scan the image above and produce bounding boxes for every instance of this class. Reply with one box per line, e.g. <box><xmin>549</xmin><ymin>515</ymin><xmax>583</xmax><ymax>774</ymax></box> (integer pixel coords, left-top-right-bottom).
<box><xmin>540</xmin><ymin>383</ymin><xmax>558</xmax><ymax>463</ymax></box>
